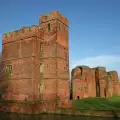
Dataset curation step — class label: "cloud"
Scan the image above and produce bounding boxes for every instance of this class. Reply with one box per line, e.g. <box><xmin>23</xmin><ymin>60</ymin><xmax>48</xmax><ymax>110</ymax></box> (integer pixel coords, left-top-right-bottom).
<box><xmin>70</xmin><ymin>55</ymin><xmax>120</xmax><ymax>74</ymax></box>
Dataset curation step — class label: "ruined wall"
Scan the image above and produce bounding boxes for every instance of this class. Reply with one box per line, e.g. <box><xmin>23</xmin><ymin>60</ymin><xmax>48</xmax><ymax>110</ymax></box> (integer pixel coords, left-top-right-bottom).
<box><xmin>71</xmin><ymin>66</ymin><xmax>96</xmax><ymax>99</ymax></box>
<box><xmin>90</xmin><ymin>68</ymin><xmax>96</xmax><ymax>97</ymax></box>
<box><xmin>95</xmin><ymin>67</ymin><xmax>106</xmax><ymax>97</ymax></box>
<box><xmin>72</xmin><ymin>66</ymin><xmax>97</xmax><ymax>99</ymax></box>
<box><xmin>72</xmin><ymin>66</ymin><xmax>120</xmax><ymax>100</ymax></box>
<box><xmin>107</xmin><ymin>71</ymin><xmax>120</xmax><ymax>96</ymax></box>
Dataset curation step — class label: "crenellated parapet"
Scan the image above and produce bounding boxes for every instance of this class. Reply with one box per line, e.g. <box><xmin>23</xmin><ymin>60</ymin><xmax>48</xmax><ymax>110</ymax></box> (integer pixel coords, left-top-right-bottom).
<box><xmin>40</xmin><ymin>10</ymin><xmax>68</xmax><ymax>26</ymax></box>
<box><xmin>2</xmin><ymin>25</ymin><xmax>44</xmax><ymax>43</ymax></box>
<box><xmin>2</xmin><ymin>10</ymin><xmax>68</xmax><ymax>44</ymax></box>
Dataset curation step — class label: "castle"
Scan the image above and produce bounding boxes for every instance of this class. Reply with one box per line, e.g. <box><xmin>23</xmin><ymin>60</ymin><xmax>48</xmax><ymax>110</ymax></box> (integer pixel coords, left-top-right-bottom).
<box><xmin>0</xmin><ymin>11</ymin><xmax>70</xmax><ymax>105</ymax></box>
<box><xmin>71</xmin><ymin>65</ymin><xmax>120</xmax><ymax>100</ymax></box>
<box><xmin>0</xmin><ymin>10</ymin><xmax>120</xmax><ymax>107</ymax></box>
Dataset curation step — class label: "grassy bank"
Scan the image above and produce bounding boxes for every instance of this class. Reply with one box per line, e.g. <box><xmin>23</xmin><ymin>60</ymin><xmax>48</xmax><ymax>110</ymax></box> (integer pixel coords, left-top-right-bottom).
<box><xmin>72</xmin><ymin>96</ymin><xmax>120</xmax><ymax>110</ymax></box>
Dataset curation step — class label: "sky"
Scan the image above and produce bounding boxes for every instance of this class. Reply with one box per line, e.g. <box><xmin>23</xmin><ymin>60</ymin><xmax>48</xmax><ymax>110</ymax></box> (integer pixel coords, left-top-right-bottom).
<box><xmin>0</xmin><ymin>0</ymin><xmax>120</xmax><ymax>75</ymax></box>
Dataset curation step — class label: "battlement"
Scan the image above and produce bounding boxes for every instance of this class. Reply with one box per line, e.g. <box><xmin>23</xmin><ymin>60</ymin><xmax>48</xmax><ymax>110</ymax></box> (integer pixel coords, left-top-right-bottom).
<box><xmin>40</xmin><ymin>10</ymin><xmax>68</xmax><ymax>26</ymax></box>
<box><xmin>2</xmin><ymin>25</ymin><xmax>44</xmax><ymax>43</ymax></box>
<box><xmin>2</xmin><ymin>10</ymin><xmax>68</xmax><ymax>43</ymax></box>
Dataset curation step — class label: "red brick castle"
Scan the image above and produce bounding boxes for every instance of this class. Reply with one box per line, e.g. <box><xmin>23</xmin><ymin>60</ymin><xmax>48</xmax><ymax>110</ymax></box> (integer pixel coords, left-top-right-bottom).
<box><xmin>71</xmin><ymin>65</ymin><xmax>120</xmax><ymax>100</ymax></box>
<box><xmin>0</xmin><ymin>10</ymin><xmax>120</xmax><ymax>108</ymax></box>
<box><xmin>0</xmin><ymin>11</ymin><xmax>70</xmax><ymax>105</ymax></box>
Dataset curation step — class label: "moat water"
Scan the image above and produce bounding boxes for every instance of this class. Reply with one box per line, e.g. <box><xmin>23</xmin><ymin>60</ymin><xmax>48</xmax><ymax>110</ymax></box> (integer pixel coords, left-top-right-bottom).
<box><xmin>0</xmin><ymin>112</ymin><xmax>119</xmax><ymax>120</ymax></box>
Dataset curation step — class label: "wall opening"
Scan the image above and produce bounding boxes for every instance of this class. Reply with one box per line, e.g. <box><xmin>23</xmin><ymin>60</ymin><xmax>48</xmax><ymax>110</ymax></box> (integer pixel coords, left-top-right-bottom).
<box><xmin>5</xmin><ymin>64</ymin><xmax>12</xmax><ymax>74</ymax></box>
<box><xmin>40</xmin><ymin>63</ymin><xmax>44</xmax><ymax>73</ymax></box>
<box><xmin>77</xmin><ymin>96</ymin><xmax>79</xmax><ymax>99</ymax></box>
<box><xmin>96</xmin><ymin>80</ymin><xmax>100</xmax><ymax>97</ymax></box>
<box><xmin>39</xmin><ymin>63</ymin><xmax>44</xmax><ymax>97</ymax></box>
<box><xmin>40</xmin><ymin>42</ymin><xmax>43</xmax><ymax>57</ymax></box>
<box><xmin>79</xmin><ymin>67</ymin><xmax>83</xmax><ymax>79</ymax></box>
<box><xmin>95</xmin><ymin>69</ymin><xmax>100</xmax><ymax>97</ymax></box>
<box><xmin>48</xmin><ymin>23</ymin><xmax>50</xmax><ymax>31</ymax></box>
<box><xmin>40</xmin><ymin>42</ymin><xmax>43</xmax><ymax>51</ymax></box>
<box><xmin>79</xmin><ymin>67</ymin><xmax>83</xmax><ymax>76</ymax></box>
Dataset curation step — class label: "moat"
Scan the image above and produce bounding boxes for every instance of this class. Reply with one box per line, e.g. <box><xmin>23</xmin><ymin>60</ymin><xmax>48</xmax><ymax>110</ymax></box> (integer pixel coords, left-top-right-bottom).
<box><xmin>0</xmin><ymin>112</ymin><xmax>118</xmax><ymax>120</ymax></box>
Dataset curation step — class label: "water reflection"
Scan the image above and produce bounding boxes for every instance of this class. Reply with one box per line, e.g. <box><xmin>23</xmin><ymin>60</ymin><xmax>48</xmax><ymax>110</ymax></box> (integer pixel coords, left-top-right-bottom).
<box><xmin>0</xmin><ymin>112</ymin><xmax>118</xmax><ymax>120</ymax></box>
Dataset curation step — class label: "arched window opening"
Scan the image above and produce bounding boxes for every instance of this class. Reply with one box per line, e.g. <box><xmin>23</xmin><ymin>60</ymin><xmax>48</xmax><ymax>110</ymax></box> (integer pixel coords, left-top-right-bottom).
<box><xmin>40</xmin><ymin>63</ymin><xmax>44</xmax><ymax>73</ymax></box>
<box><xmin>40</xmin><ymin>42</ymin><xmax>43</xmax><ymax>51</ymax></box>
<box><xmin>6</xmin><ymin>64</ymin><xmax>12</xmax><ymax>75</ymax></box>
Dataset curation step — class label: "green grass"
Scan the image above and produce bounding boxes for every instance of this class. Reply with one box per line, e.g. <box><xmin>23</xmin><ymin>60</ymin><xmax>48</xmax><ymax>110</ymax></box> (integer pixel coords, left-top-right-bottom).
<box><xmin>72</xmin><ymin>96</ymin><xmax>120</xmax><ymax>110</ymax></box>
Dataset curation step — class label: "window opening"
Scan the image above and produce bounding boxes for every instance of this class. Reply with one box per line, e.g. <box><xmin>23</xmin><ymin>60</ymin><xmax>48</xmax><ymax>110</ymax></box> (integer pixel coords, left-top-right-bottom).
<box><xmin>48</xmin><ymin>23</ymin><xmax>50</xmax><ymax>31</ymax></box>
<box><xmin>6</xmin><ymin>65</ymin><xmax>12</xmax><ymax>74</ymax></box>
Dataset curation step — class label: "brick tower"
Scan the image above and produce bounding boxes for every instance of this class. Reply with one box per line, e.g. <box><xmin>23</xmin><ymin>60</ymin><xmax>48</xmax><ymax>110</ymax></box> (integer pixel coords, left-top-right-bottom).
<box><xmin>0</xmin><ymin>11</ymin><xmax>70</xmax><ymax>103</ymax></box>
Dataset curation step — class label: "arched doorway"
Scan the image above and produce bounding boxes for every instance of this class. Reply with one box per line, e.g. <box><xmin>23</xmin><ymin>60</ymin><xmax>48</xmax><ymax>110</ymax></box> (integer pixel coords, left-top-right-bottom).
<box><xmin>77</xmin><ymin>96</ymin><xmax>79</xmax><ymax>99</ymax></box>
